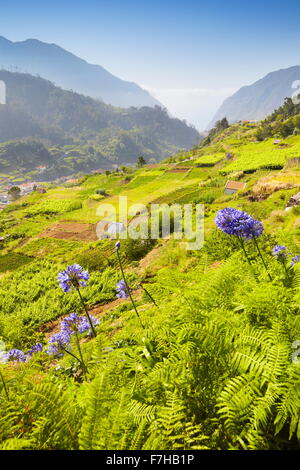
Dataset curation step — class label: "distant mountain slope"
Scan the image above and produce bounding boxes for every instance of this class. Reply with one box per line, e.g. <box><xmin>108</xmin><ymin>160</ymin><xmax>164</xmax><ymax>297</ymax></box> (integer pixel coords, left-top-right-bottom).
<box><xmin>0</xmin><ymin>71</ymin><xmax>200</xmax><ymax>174</ymax></box>
<box><xmin>0</xmin><ymin>36</ymin><xmax>160</xmax><ymax>108</ymax></box>
<box><xmin>209</xmin><ymin>66</ymin><xmax>300</xmax><ymax>128</ymax></box>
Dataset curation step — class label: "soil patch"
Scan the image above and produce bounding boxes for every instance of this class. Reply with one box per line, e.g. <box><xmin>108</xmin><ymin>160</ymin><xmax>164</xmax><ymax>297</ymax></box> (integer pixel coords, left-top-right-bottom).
<box><xmin>39</xmin><ymin>221</ymin><xmax>98</xmax><ymax>242</ymax></box>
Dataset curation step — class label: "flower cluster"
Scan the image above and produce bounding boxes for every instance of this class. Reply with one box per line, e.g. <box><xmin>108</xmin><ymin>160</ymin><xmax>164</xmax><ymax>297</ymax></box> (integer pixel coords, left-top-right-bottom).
<box><xmin>272</xmin><ymin>245</ymin><xmax>288</xmax><ymax>259</ymax></box>
<box><xmin>4</xmin><ymin>349</ymin><xmax>27</xmax><ymax>363</ymax></box>
<box><xmin>116</xmin><ymin>280</ymin><xmax>130</xmax><ymax>299</ymax></box>
<box><xmin>47</xmin><ymin>330</ymin><xmax>71</xmax><ymax>356</ymax></box>
<box><xmin>47</xmin><ymin>313</ymin><xmax>99</xmax><ymax>356</ymax></box>
<box><xmin>61</xmin><ymin>312</ymin><xmax>99</xmax><ymax>336</ymax></box>
<box><xmin>58</xmin><ymin>264</ymin><xmax>89</xmax><ymax>293</ymax></box>
<box><xmin>3</xmin><ymin>343</ymin><xmax>44</xmax><ymax>363</ymax></box>
<box><xmin>215</xmin><ymin>208</ymin><xmax>264</xmax><ymax>240</ymax></box>
<box><xmin>291</xmin><ymin>255</ymin><xmax>300</xmax><ymax>266</ymax></box>
<box><xmin>272</xmin><ymin>245</ymin><xmax>300</xmax><ymax>267</ymax></box>
<box><xmin>28</xmin><ymin>343</ymin><xmax>43</xmax><ymax>356</ymax></box>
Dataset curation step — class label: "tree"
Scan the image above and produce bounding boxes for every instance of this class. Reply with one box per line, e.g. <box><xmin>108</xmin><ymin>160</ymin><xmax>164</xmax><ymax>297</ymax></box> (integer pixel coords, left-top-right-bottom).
<box><xmin>137</xmin><ymin>156</ymin><xmax>146</xmax><ymax>167</ymax></box>
<box><xmin>8</xmin><ymin>186</ymin><xmax>21</xmax><ymax>201</ymax></box>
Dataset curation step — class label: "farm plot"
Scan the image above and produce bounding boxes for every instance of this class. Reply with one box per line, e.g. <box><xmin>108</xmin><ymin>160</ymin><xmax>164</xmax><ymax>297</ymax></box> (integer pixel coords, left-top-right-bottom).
<box><xmin>194</xmin><ymin>153</ymin><xmax>225</xmax><ymax>166</ymax></box>
<box><xmin>39</xmin><ymin>221</ymin><xmax>98</xmax><ymax>241</ymax></box>
<box><xmin>222</xmin><ymin>139</ymin><xmax>300</xmax><ymax>174</ymax></box>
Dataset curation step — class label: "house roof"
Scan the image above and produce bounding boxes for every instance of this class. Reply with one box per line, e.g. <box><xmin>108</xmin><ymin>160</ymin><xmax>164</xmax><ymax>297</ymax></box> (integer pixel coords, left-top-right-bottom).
<box><xmin>225</xmin><ymin>180</ymin><xmax>246</xmax><ymax>191</ymax></box>
<box><xmin>289</xmin><ymin>192</ymin><xmax>300</xmax><ymax>202</ymax></box>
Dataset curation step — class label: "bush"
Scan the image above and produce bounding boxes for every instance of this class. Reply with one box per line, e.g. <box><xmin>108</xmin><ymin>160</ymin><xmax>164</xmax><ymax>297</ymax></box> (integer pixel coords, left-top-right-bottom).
<box><xmin>122</xmin><ymin>238</ymin><xmax>156</xmax><ymax>261</ymax></box>
<box><xmin>95</xmin><ymin>189</ymin><xmax>107</xmax><ymax>196</ymax></box>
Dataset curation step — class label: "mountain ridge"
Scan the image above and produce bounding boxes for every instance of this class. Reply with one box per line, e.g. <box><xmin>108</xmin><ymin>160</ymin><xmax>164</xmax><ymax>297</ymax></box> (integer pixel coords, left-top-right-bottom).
<box><xmin>0</xmin><ymin>35</ymin><xmax>160</xmax><ymax>108</ymax></box>
<box><xmin>209</xmin><ymin>65</ymin><xmax>300</xmax><ymax>128</ymax></box>
<box><xmin>0</xmin><ymin>70</ymin><xmax>200</xmax><ymax>177</ymax></box>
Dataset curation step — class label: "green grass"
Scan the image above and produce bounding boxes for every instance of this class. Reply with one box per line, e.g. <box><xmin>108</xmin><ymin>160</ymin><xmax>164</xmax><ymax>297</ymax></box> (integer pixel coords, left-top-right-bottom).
<box><xmin>0</xmin><ymin>252</ymin><xmax>34</xmax><ymax>272</ymax></box>
<box><xmin>17</xmin><ymin>237</ymin><xmax>86</xmax><ymax>261</ymax></box>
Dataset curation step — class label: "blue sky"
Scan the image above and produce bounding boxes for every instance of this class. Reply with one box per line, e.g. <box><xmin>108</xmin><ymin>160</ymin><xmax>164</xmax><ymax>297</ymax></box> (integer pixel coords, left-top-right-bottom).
<box><xmin>1</xmin><ymin>0</ymin><xmax>300</xmax><ymax>129</ymax></box>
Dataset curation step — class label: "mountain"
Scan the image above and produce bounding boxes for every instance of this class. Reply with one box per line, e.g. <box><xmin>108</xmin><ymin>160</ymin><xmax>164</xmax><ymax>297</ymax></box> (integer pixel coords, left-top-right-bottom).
<box><xmin>0</xmin><ymin>36</ymin><xmax>160</xmax><ymax>108</ymax></box>
<box><xmin>0</xmin><ymin>70</ymin><xmax>200</xmax><ymax>176</ymax></box>
<box><xmin>209</xmin><ymin>66</ymin><xmax>300</xmax><ymax>128</ymax></box>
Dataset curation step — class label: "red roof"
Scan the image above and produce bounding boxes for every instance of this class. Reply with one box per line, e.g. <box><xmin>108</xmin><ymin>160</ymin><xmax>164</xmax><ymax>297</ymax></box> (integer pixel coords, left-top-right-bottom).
<box><xmin>225</xmin><ymin>180</ymin><xmax>246</xmax><ymax>190</ymax></box>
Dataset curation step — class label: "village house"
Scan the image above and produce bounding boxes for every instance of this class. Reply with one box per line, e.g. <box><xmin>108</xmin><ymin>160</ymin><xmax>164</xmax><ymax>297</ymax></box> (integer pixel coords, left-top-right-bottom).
<box><xmin>35</xmin><ymin>165</ymin><xmax>47</xmax><ymax>173</ymax></box>
<box><xmin>35</xmin><ymin>186</ymin><xmax>47</xmax><ymax>194</ymax></box>
<box><xmin>0</xmin><ymin>194</ymin><xmax>8</xmax><ymax>204</ymax></box>
<box><xmin>66</xmin><ymin>178</ymin><xmax>79</xmax><ymax>184</ymax></box>
<box><xmin>19</xmin><ymin>182</ymin><xmax>39</xmax><ymax>195</ymax></box>
<box><xmin>224</xmin><ymin>180</ymin><xmax>246</xmax><ymax>195</ymax></box>
<box><xmin>286</xmin><ymin>191</ymin><xmax>300</xmax><ymax>208</ymax></box>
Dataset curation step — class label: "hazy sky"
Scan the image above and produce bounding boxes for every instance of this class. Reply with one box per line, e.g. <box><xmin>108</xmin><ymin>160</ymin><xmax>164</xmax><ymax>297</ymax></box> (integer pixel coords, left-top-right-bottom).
<box><xmin>1</xmin><ymin>0</ymin><xmax>300</xmax><ymax>129</ymax></box>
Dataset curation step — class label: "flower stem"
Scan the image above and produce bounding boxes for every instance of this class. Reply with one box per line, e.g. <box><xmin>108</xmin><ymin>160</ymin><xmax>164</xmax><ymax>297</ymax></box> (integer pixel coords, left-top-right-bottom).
<box><xmin>253</xmin><ymin>238</ymin><xmax>272</xmax><ymax>281</ymax></box>
<box><xmin>0</xmin><ymin>369</ymin><xmax>9</xmax><ymax>400</ymax></box>
<box><xmin>75</xmin><ymin>332</ymin><xmax>88</xmax><ymax>381</ymax></box>
<box><xmin>61</xmin><ymin>346</ymin><xmax>82</xmax><ymax>364</ymax></box>
<box><xmin>61</xmin><ymin>346</ymin><xmax>88</xmax><ymax>380</ymax></box>
<box><xmin>76</xmin><ymin>288</ymin><xmax>97</xmax><ymax>338</ymax></box>
<box><xmin>116</xmin><ymin>250</ymin><xmax>144</xmax><ymax>329</ymax></box>
<box><xmin>238</xmin><ymin>237</ymin><xmax>252</xmax><ymax>266</ymax></box>
<box><xmin>282</xmin><ymin>259</ymin><xmax>289</xmax><ymax>276</ymax></box>
<box><xmin>140</xmin><ymin>282</ymin><xmax>158</xmax><ymax>308</ymax></box>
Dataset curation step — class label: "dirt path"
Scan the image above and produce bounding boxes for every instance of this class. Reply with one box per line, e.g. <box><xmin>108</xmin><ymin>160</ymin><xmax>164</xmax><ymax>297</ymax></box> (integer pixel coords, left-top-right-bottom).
<box><xmin>40</xmin><ymin>289</ymin><xmax>143</xmax><ymax>338</ymax></box>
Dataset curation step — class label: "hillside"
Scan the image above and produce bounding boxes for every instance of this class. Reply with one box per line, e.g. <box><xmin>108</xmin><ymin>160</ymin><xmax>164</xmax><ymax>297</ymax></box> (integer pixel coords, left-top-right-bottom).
<box><xmin>0</xmin><ymin>71</ymin><xmax>200</xmax><ymax>178</ymax></box>
<box><xmin>0</xmin><ymin>36</ymin><xmax>160</xmax><ymax>108</ymax></box>
<box><xmin>1</xmin><ymin>113</ymin><xmax>300</xmax><ymax>450</ymax></box>
<box><xmin>210</xmin><ymin>65</ymin><xmax>300</xmax><ymax>127</ymax></box>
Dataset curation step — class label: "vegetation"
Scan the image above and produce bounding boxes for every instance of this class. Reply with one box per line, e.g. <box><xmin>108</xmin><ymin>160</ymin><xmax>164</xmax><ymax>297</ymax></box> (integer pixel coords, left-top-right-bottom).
<box><xmin>1</xmin><ymin>99</ymin><xmax>300</xmax><ymax>450</ymax></box>
<box><xmin>255</xmin><ymin>96</ymin><xmax>300</xmax><ymax>141</ymax></box>
<box><xmin>0</xmin><ymin>70</ymin><xmax>200</xmax><ymax>181</ymax></box>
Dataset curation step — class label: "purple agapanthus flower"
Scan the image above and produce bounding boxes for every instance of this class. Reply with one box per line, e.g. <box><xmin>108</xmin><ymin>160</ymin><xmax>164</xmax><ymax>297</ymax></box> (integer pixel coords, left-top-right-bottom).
<box><xmin>115</xmin><ymin>241</ymin><xmax>121</xmax><ymax>251</ymax></box>
<box><xmin>61</xmin><ymin>312</ymin><xmax>99</xmax><ymax>335</ymax></box>
<box><xmin>291</xmin><ymin>255</ymin><xmax>300</xmax><ymax>267</ymax></box>
<box><xmin>116</xmin><ymin>279</ymin><xmax>129</xmax><ymax>299</ymax></box>
<box><xmin>4</xmin><ymin>349</ymin><xmax>27</xmax><ymax>363</ymax></box>
<box><xmin>27</xmin><ymin>343</ymin><xmax>43</xmax><ymax>356</ymax></box>
<box><xmin>272</xmin><ymin>245</ymin><xmax>288</xmax><ymax>259</ymax></box>
<box><xmin>47</xmin><ymin>331</ymin><xmax>71</xmax><ymax>356</ymax></box>
<box><xmin>215</xmin><ymin>208</ymin><xmax>264</xmax><ymax>240</ymax></box>
<box><xmin>58</xmin><ymin>264</ymin><xmax>89</xmax><ymax>292</ymax></box>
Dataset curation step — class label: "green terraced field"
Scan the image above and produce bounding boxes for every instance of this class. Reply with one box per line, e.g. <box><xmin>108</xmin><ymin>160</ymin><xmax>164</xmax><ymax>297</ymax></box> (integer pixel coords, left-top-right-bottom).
<box><xmin>222</xmin><ymin>138</ymin><xmax>300</xmax><ymax>173</ymax></box>
<box><xmin>194</xmin><ymin>152</ymin><xmax>225</xmax><ymax>166</ymax></box>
